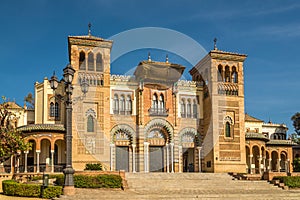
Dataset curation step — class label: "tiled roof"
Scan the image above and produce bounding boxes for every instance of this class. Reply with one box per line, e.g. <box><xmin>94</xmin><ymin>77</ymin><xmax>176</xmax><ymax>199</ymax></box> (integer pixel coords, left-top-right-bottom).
<box><xmin>0</xmin><ymin>102</ymin><xmax>23</xmax><ymax>110</ymax></box>
<box><xmin>210</xmin><ymin>49</ymin><xmax>247</xmax><ymax>57</ymax></box>
<box><xmin>68</xmin><ymin>35</ymin><xmax>112</xmax><ymax>42</ymax></box>
<box><xmin>266</xmin><ymin>140</ymin><xmax>297</xmax><ymax>146</ymax></box>
<box><xmin>246</xmin><ymin>132</ymin><xmax>269</xmax><ymax>141</ymax></box>
<box><xmin>245</xmin><ymin>114</ymin><xmax>264</xmax><ymax>122</ymax></box>
<box><xmin>17</xmin><ymin>124</ymin><xmax>65</xmax><ymax>133</ymax></box>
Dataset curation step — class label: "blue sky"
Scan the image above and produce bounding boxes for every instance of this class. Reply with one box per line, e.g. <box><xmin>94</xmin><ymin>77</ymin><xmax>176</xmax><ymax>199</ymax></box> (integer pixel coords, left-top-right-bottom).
<box><xmin>0</xmin><ymin>0</ymin><xmax>299</xmax><ymax>134</ymax></box>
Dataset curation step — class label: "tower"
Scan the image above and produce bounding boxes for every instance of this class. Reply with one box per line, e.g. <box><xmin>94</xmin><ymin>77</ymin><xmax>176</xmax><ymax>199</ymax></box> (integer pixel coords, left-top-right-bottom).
<box><xmin>190</xmin><ymin>46</ymin><xmax>247</xmax><ymax>173</ymax></box>
<box><xmin>67</xmin><ymin>28</ymin><xmax>113</xmax><ymax>170</ymax></box>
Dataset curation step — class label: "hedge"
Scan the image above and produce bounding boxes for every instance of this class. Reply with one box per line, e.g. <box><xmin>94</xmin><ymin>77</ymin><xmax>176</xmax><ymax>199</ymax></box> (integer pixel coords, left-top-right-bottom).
<box><xmin>273</xmin><ymin>176</ymin><xmax>300</xmax><ymax>188</ymax></box>
<box><xmin>32</xmin><ymin>174</ymin><xmax>122</xmax><ymax>188</ymax></box>
<box><xmin>85</xmin><ymin>163</ymin><xmax>103</xmax><ymax>171</ymax></box>
<box><xmin>2</xmin><ymin>180</ymin><xmax>62</xmax><ymax>199</ymax></box>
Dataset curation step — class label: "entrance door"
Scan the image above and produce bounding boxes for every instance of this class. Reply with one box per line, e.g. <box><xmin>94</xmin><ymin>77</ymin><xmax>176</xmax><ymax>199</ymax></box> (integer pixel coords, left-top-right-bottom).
<box><xmin>183</xmin><ymin>148</ymin><xmax>194</xmax><ymax>172</ymax></box>
<box><xmin>116</xmin><ymin>146</ymin><xmax>129</xmax><ymax>172</ymax></box>
<box><xmin>149</xmin><ymin>146</ymin><xmax>164</xmax><ymax>172</ymax></box>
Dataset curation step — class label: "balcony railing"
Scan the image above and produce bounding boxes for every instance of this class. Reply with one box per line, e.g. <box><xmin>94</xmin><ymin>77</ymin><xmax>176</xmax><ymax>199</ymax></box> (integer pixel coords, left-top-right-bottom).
<box><xmin>148</xmin><ymin>107</ymin><xmax>169</xmax><ymax>116</ymax></box>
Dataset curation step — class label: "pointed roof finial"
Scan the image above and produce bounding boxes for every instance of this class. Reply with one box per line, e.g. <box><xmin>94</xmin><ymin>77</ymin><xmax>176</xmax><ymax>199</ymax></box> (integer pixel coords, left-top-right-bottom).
<box><xmin>214</xmin><ymin>37</ymin><xmax>217</xmax><ymax>50</ymax></box>
<box><xmin>88</xmin><ymin>22</ymin><xmax>92</xmax><ymax>36</ymax></box>
<box><xmin>148</xmin><ymin>52</ymin><xmax>151</xmax><ymax>61</ymax></box>
<box><xmin>166</xmin><ymin>54</ymin><xmax>169</xmax><ymax>63</ymax></box>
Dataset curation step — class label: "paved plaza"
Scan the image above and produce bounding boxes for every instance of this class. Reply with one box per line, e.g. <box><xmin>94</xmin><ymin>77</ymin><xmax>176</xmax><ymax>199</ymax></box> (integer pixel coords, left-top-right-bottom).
<box><xmin>1</xmin><ymin>173</ymin><xmax>300</xmax><ymax>199</ymax></box>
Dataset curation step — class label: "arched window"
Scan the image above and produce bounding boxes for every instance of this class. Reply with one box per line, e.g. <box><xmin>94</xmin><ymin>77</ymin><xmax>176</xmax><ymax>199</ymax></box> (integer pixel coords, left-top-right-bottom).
<box><xmin>113</xmin><ymin>94</ymin><xmax>119</xmax><ymax>114</ymax></box>
<box><xmin>120</xmin><ymin>95</ymin><xmax>125</xmax><ymax>114</ymax></box>
<box><xmin>192</xmin><ymin>99</ymin><xmax>197</xmax><ymax>118</ymax></box>
<box><xmin>187</xmin><ymin>99</ymin><xmax>191</xmax><ymax>118</ymax></box>
<box><xmin>225</xmin><ymin>122</ymin><xmax>231</xmax><ymax>137</ymax></box>
<box><xmin>181</xmin><ymin>99</ymin><xmax>186</xmax><ymax>118</ymax></box>
<box><xmin>225</xmin><ymin>66</ymin><xmax>230</xmax><ymax>82</ymax></box>
<box><xmin>88</xmin><ymin>52</ymin><xmax>94</xmax><ymax>71</ymax></box>
<box><xmin>50</xmin><ymin>102</ymin><xmax>55</xmax><ymax>117</ymax></box>
<box><xmin>126</xmin><ymin>95</ymin><xmax>132</xmax><ymax>115</ymax></box>
<box><xmin>96</xmin><ymin>53</ymin><xmax>103</xmax><ymax>72</ymax></box>
<box><xmin>152</xmin><ymin>94</ymin><xmax>158</xmax><ymax>112</ymax></box>
<box><xmin>159</xmin><ymin>94</ymin><xmax>164</xmax><ymax>112</ymax></box>
<box><xmin>87</xmin><ymin>115</ymin><xmax>94</xmax><ymax>132</ymax></box>
<box><xmin>79</xmin><ymin>51</ymin><xmax>86</xmax><ymax>70</ymax></box>
<box><xmin>224</xmin><ymin>116</ymin><xmax>233</xmax><ymax>137</ymax></box>
<box><xmin>54</xmin><ymin>102</ymin><xmax>59</xmax><ymax>117</ymax></box>
<box><xmin>218</xmin><ymin>65</ymin><xmax>223</xmax><ymax>82</ymax></box>
<box><xmin>232</xmin><ymin>66</ymin><xmax>238</xmax><ymax>83</ymax></box>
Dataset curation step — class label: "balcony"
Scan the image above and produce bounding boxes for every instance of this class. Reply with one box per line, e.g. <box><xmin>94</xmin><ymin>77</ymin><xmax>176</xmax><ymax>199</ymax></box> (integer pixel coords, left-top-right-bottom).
<box><xmin>148</xmin><ymin>107</ymin><xmax>169</xmax><ymax>117</ymax></box>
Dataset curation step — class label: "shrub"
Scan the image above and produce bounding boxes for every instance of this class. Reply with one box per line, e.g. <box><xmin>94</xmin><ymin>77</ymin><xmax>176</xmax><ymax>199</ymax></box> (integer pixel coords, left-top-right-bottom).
<box><xmin>74</xmin><ymin>174</ymin><xmax>122</xmax><ymax>188</ymax></box>
<box><xmin>273</xmin><ymin>176</ymin><xmax>300</xmax><ymax>188</ymax></box>
<box><xmin>30</xmin><ymin>174</ymin><xmax>122</xmax><ymax>188</ymax></box>
<box><xmin>2</xmin><ymin>180</ymin><xmax>62</xmax><ymax>199</ymax></box>
<box><xmin>85</xmin><ymin>163</ymin><xmax>103</xmax><ymax>171</ymax></box>
<box><xmin>292</xmin><ymin>158</ymin><xmax>300</xmax><ymax>172</ymax></box>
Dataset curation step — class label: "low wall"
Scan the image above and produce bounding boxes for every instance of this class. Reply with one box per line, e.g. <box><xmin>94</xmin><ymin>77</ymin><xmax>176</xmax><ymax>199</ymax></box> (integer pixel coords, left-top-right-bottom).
<box><xmin>0</xmin><ymin>174</ymin><xmax>13</xmax><ymax>192</ymax></box>
<box><xmin>263</xmin><ymin>171</ymin><xmax>300</xmax><ymax>181</ymax></box>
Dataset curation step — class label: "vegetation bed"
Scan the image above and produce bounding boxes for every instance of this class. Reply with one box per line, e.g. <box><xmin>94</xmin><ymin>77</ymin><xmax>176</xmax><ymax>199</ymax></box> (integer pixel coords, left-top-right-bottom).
<box><xmin>273</xmin><ymin>176</ymin><xmax>300</xmax><ymax>188</ymax></box>
<box><xmin>2</xmin><ymin>180</ymin><xmax>62</xmax><ymax>199</ymax></box>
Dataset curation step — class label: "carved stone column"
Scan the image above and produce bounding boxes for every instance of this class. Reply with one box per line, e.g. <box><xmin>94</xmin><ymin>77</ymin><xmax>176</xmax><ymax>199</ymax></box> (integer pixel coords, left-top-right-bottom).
<box><xmin>144</xmin><ymin>142</ymin><xmax>149</xmax><ymax>172</ymax></box>
<box><xmin>178</xmin><ymin>146</ymin><xmax>182</xmax><ymax>173</ymax></box>
<box><xmin>166</xmin><ymin>144</ymin><xmax>170</xmax><ymax>173</ymax></box>
<box><xmin>24</xmin><ymin>151</ymin><xmax>28</xmax><ymax>173</ymax></box>
<box><xmin>197</xmin><ymin>146</ymin><xmax>202</xmax><ymax>173</ymax></box>
<box><xmin>132</xmin><ymin>144</ymin><xmax>136</xmax><ymax>173</ymax></box>
<box><xmin>110</xmin><ymin>144</ymin><xmax>115</xmax><ymax>171</ymax></box>
<box><xmin>51</xmin><ymin>150</ymin><xmax>55</xmax><ymax>173</ymax></box>
<box><xmin>36</xmin><ymin>150</ymin><xmax>40</xmax><ymax>173</ymax></box>
<box><xmin>170</xmin><ymin>143</ymin><xmax>174</xmax><ymax>173</ymax></box>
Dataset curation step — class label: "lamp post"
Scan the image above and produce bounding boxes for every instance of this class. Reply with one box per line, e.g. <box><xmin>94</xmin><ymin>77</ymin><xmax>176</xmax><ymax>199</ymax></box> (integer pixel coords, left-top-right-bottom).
<box><xmin>50</xmin><ymin>64</ymin><xmax>76</xmax><ymax>195</ymax></box>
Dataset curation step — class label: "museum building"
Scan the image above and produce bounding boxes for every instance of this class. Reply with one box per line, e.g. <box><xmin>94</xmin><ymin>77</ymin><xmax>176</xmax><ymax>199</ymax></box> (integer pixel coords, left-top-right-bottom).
<box><xmin>1</xmin><ymin>31</ymin><xmax>297</xmax><ymax>175</ymax></box>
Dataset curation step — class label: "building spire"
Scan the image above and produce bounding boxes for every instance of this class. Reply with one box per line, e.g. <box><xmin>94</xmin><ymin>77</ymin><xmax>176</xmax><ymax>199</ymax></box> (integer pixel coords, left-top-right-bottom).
<box><xmin>88</xmin><ymin>22</ymin><xmax>92</xmax><ymax>36</ymax></box>
<box><xmin>214</xmin><ymin>37</ymin><xmax>217</xmax><ymax>50</ymax></box>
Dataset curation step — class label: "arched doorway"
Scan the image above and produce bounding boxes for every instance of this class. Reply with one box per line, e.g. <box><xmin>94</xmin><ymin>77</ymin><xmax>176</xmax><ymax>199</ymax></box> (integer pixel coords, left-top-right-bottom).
<box><xmin>271</xmin><ymin>151</ymin><xmax>279</xmax><ymax>172</ymax></box>
<box><xmin>252</xmin><ymin>146</ymin><xmax>260</xmax><ymax>174</ymax></box>
<box><xmin>144</xmin><ymin>119</ymin><xmax>173</xmax><ymax>173</ymax></box>
<box><xmin>178</xmin><ymin>128</ymin><xmax>201</xmax><ymax>173</ymax></box>
<box><xmin>110</xmin><ymin>124</ymin><xmax>136</xmax><ymax>172</ymax></box>
<box><xmin>27</xmin><ymin>139</ymin><xmax>36</xmax><ymax>172</ymax></box>
<box><xmin>40</xmin><ymin>139</ymin><xmax>51</xmax><ymax>172</ymax></box>
<box><xmin>148</xmin><ymin>128</ymin><xmax>168</xmax><ymax>172</ymax></box>
<box><xmin>280</xmin><ymin>151</ymin><xmax>287</xmax><ymax>172</ymax></box>
<box><xmin>54</xmin><ymin>139</ymin><xmax>66</xmax><ymax>172</ymax></box>
<box><xmin>265</xmin><ymin>151</ymin><xmax>270</xmax><ymax>171</ymax></box>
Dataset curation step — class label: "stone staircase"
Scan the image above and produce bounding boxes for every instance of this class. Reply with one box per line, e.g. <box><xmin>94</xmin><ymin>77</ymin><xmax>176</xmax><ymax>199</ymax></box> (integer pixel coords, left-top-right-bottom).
<box><xmin>60</xmin><ymin>173</ymin><xmax>300</xmax><ymax>199</ymax></box>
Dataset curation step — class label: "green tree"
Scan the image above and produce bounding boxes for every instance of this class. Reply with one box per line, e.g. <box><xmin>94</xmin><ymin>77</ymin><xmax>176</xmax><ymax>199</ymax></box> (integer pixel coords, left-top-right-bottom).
<box><xmin>291</xmin><ymin>112</ymin><xmax>300</xmax><ymax>135</ymax></box>
<box><xmin>0</xmin><ymin>97</ymin><xmax>30</xmax><ymax>163</ymax></box>
<box><xmin>289</xmin><ymin>133</ymin><xmax>300</xmax><ymax>144</ymax></box>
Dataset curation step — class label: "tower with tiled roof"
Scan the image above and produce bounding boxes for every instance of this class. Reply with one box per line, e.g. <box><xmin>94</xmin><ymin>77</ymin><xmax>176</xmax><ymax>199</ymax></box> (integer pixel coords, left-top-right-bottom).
<box><xmin>190</xmin><ymin>40</ymin><xmax>247</xmax><ymax>173</ymax></box>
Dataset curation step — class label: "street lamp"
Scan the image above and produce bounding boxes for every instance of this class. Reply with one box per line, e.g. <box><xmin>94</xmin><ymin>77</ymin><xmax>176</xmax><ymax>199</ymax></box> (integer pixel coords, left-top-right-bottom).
<box><xmin>50</xmin><ymin>64</ymin><xmax>76</xmax><ymax>195</ymax></box>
